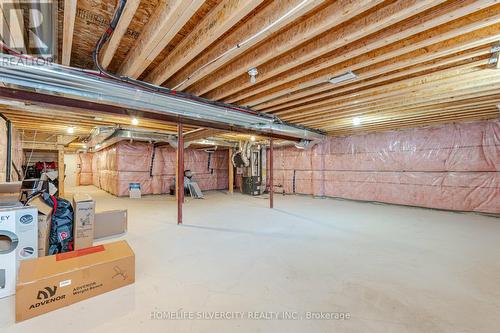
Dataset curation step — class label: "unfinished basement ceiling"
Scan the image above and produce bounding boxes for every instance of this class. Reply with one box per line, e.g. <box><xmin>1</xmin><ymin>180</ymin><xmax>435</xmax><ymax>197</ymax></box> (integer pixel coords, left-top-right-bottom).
<box><xmin>1</xmin><ymin>0</ymin><xmax>500</xmax><ymax>139</ymax></box>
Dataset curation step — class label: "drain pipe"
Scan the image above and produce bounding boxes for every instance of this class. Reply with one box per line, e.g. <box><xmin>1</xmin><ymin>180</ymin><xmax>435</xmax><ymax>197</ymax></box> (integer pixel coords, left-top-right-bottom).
<box><xmin>0</xmin><ymin>113</ymin><xmax>12</xmax><ymax>182</ymax></box>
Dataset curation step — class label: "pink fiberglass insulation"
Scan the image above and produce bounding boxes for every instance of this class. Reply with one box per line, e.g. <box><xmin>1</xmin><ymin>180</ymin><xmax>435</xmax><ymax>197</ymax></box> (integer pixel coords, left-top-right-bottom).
<box><xmin>83</xmin><ymin>141</ymin><xmax>228</xmax><ymax>196</ymax></box>
<box><xmin>271</xmin><ymin>119</ymin><xmax>499</xmax><ymax>214</ymax></box>
<box><xmin>152</xmin><ymin>146</ymin><xmax>229</xmax><ymax>193</ymax></box>
<box><xmin>76</xmin><ymin>153</ymin><xmax>93</xmax><ymax>185</ymax></box>
<box><xmin>0</xmin><ymin>120</ymin><xmax>23</xmax><ymax>181</ymax></box>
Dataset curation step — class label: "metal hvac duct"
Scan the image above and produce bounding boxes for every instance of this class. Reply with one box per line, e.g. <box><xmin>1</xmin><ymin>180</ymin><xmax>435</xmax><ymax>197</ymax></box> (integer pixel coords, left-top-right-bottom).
<box><xmin>88</xmin><ymin>127</ymin><xmax>237</xmax><ymax>152</ymax></box>
<box><xmin>0</xmin><ymin>57</ymin><xmax>325</xmax><ymax>141</ymax></box>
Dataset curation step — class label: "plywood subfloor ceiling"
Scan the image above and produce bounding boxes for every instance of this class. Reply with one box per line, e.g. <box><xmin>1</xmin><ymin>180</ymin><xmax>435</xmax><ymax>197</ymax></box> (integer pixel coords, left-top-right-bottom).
<box><xmin>3</xmin><ymin>0</ymin><xmax>500</xmax><ymax>138</ymax></box>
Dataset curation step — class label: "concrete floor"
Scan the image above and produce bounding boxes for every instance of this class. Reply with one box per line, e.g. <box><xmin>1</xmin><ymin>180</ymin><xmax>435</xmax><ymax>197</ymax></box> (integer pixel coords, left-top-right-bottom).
<box><xmin>1</xmin><ymin>186</ymin><xmax>499</xmax><ymax>332</ymax></box>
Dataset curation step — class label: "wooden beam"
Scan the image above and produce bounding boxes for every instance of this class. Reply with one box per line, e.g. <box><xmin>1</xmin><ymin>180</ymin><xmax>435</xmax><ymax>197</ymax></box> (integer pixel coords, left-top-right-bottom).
<box><xmin>145</xmin><ymin>0</ymin><xmax>265</xmax><ymax>85</ymax></box>
<box><xmin>278</xmin><ymin>65</ymin><xmax>497</xmax><ymax>119</ymax></box>
<box><xmin>228</xmin><ymin>148</ymin><xmax>233</xmax><ymax>194</ymax></box>
<box><xmin>166</xmin><ymin>0</ymin><xmax>325</xmax><ymax>90</ymax></box>
<box><xmin>185</xmin><ymin>0</ymin><xmax>385</xmax><ymax>96</ymax></box>
<box><xmin>242</xmin><ymin>15</ymin><xmax>500</xmax><ymax>108</ymax></box>
<box><xmin>100</xmin><ymin>0</ymin><xmax>141</xmax><ymax>69</ymax></box>
<box><xmin>57</xmin><ymin>141</ymin><xmax>65</xmax><ymax>197</ymax></box>
<box><xmin>258</xmin><ymin>22</ymin><xmax>500</xmax><ymax>113</ymax></box>
<box><xmin>118</xmin><ymin>0</ymin><xmax>204</xmax><ymax>78</ymax></box>
<box><xmin>62</xmin><ymin>0</ymin><xmax>77</xmax><ymax>66</ymax></box>
<box><xmin>327</xmin><ymin>112</ymin><xmax>499</xmax><ymax>135</ymax></box>
<box><xmin>222</xmin><ymin>0</ymin><xmax>499</xmax><ymax>104</ymax></box>
<box><xmin>193</xmin><ymin>0</ymin><xmax>445</xmax><ymax>99</ymax></box>
<box><xmin>184</xmin><ymin>128</ymin><xmax>226</xmax><ymax>142</ymax></box>
<box><xmin>275</xmin><ymin>55</ymin><xmax>494</xmax><ymax>121</ymax></box>
<box><xmin>298</xmin><ymin>85</ymin><xmax>500</xmax><ymax>127</ymax></box>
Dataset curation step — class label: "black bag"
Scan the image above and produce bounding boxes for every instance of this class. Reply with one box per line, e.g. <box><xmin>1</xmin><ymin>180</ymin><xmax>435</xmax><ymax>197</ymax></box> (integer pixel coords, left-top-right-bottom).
<box><xmin>41</xmin><ymin>192</ymin><xmax>74</xmax><ymax>254</ymax></box>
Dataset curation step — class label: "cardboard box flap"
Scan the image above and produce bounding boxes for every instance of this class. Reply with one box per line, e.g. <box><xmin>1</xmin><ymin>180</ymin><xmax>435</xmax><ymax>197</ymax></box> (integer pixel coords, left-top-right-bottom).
<box><xmin>27</xmin><ymin>196</ymin><xmax>53</xmax><ymax>216</ymax></box>
<box><xmin>17</xmin><ymin>241</ymin><xmax>134</xmax><ymax>284</ymax></box>
<box><xmin>73</xmin><ymin>193</ymin><xmax>93</xmax><ymax>203</ymax></box>
<box><xmin>0</xmin><ymin>181</ymin><xmax>22</xmax><ymax>203</ymax></box>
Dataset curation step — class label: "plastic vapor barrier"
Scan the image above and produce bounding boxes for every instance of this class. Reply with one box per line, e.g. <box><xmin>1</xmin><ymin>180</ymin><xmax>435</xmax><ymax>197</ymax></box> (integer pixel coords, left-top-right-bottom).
<box><xmin>0</xmin><ymin>119</ymin><xmax>23</xmax><ymax>181</ymax></box>
<box><xmin>271</xmin><ymin>119</ymin><xmax>499</xmax><ymax>214</ymax></box>
<box><xmin>78</xmin><ymin>142</ymin><xmax>228</xmax><ymax>196</ymax></box>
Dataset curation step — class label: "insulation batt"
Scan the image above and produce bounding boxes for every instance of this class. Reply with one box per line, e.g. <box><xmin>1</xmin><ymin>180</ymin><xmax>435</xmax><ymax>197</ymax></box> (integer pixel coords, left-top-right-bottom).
<box><xmin>75</xmin><ymin>119</ymin><xmax>498</xmax><ymax>213</ymax></box>
<box><xmin>269</xmin><ymin>119</ymin><xmax>499</xmax><ymax>214</ymax></box>
<box><xmin>78</xmin><ymin>142</ymin><xmax>228</xmax><ymax>196</ymax></box>
<box><xmin>0</xmin><ymin>119</ymin><xmax>23</xmax><ymax>181</ymax></box>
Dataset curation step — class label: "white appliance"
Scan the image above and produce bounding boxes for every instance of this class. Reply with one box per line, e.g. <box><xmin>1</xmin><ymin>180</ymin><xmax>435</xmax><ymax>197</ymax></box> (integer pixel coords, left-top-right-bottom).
<box><xmin>0</xmin><ymin>205</ymin><xmax>38</xmax><ymax>298</ymax></box>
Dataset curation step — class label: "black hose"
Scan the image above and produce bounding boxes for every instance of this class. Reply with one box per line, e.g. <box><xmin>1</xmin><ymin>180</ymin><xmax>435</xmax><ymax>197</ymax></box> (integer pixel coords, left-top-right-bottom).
<box><xmin>91</xmin><ymin>0</ymin><xmax>282</xmax><ymax>121</ymax></box>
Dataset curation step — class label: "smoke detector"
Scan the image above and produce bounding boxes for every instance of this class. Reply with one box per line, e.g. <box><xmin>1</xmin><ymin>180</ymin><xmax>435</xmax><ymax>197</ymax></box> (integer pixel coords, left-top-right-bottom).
<box><xmin>329</xmin><ymin>71</ymin><xmax>358</xmax><ymax>84</ymax></box>
<box><xmin>248</xmin><ymin>67</ymin><xmax>258</xmax><ymax>84</ymax></box>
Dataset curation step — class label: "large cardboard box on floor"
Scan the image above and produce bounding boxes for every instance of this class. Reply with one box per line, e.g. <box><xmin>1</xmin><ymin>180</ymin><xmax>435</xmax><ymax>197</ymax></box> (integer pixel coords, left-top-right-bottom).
<box><xmin>27</xmin><ymin>196</ymin><xmax>53</xmax><ymax>257</ymax></box>
<box><xmin>73</xmin><ymin>194</ymin><xmax>95</xmax><ymax>249</ymax></box>
<box><xmin>15</xmin><ymin>240</ymin><xmax>135</xmax><ymax>322</ymax></box>
<box><xmin>94</xmin><ymin>210</ymin><xmax>127</xmax><ymax>239</ymax></box>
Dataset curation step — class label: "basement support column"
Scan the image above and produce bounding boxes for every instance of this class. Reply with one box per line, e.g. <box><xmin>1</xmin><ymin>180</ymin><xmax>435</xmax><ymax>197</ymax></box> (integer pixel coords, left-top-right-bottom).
<box><xmin>177</xmin><ymin>123</ymin><xmax>184</xmax><ymax>224</ymax></box>
<box><xmin>228</xmin><ymin>148</ymin><xmax>233</xmax><ymax>194</ymax></box>
<box><xmin>269</xmin><ymin>138</ymin><xmax>274</xmax><ymax>209</ymax></box>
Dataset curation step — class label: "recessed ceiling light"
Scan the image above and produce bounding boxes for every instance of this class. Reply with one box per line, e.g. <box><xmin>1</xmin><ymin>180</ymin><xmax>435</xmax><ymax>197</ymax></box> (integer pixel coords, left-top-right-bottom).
<box><xmin>329</xmin><ymin>71</ymin><xmax>358</xmax><ymax>84</ymax></box>
<box><xmin>352</xmin><ymin>117</ymin><xmax>361</xmax><ymax>126</ymax></box>
<box><xmin>67</xmin><ymin>126</ymin><xmax>75</xmax><ymax>134</ymax></box>
<box><xmin>131</xmin><ymin>118</ymin><xmax>139</xmax><ymax>125</ymax></box>
<box><xmin>82</xmin><ymin>144</ymin><xmax>87</xmax><ymax>149</ymax></box>
<box><xmin>250</xmin><ymin>135</ymin><xmax>256</xmax><ymax>142</ymax></box>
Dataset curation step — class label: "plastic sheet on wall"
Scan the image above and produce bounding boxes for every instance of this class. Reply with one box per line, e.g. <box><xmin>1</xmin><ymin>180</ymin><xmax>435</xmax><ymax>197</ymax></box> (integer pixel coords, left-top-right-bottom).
<box><xmin>271</xmin><ymin>120</ymin><xmax>499</xmax><ymax>214</ymax></box>
<box><xmin>79</xmin><ymin>142</ymin><xmax>229</xmax><ymax>196</ymax></box>
<box><xmin>0</xmin><ymin>120</ymin><xmax>23</xmax><ymax>181</ymax></box>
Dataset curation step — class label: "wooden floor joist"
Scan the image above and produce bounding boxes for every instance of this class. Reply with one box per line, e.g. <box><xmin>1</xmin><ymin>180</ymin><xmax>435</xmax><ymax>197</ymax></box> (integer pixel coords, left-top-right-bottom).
<box><xmin>226</xmin><ymin>1</ymin><xmax>500</xmax><ymax>105</ymax></box>
<box><xmin>145</xmin><ymin>0</ymin><xmax>265</xmax><ymax>85</ymax></box>
<box><xmin>1</xmin><ymin>0</ymin><xmax>499</xmax><ymax>137</ymax></box>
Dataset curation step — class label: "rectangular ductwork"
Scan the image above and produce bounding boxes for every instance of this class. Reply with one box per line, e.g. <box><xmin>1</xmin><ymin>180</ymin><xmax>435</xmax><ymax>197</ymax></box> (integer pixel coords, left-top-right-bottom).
<box><xmin>0</xmin><ymin>57</ymin><xmax>325</xmax><ymax>142</ymax></box>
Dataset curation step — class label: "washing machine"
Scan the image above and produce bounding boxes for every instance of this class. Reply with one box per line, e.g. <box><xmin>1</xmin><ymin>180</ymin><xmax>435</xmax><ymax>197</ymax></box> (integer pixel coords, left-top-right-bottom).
<box><xmin>0</xmin><ymin>205</ymin><xmax>38</xmax><ymax>298</ymax></box>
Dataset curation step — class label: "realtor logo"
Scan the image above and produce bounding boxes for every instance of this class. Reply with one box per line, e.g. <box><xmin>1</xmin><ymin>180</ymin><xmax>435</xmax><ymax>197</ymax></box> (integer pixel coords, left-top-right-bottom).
<box><xmin>36</xmin><ymin>286</ymin><xmax>57</xmax><ymax>300</ymax></box>
<box><xmin>0</xmin><ymin>0</ymin><xmax>57</xmax><ymax>60</ymax></box>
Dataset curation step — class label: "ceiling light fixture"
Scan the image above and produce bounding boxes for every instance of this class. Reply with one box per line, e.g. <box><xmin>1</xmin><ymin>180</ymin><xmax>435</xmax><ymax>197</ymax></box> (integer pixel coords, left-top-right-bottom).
<box><xmin>248</xmin><ymin>67</ymin><xmax>258</xmax><ymax>84</ymax></box>
<box><xmin>250</xmin><ymin>135</ymin><xmax>256</xmax><ymax>142</ymax></box>
<box><xmin>352</xmin><ymin>117</ymin><xmax>361</xmax><ymax>126</ymax></box>
<box><xmin>329</xmin><ymin>71</ymin><xmax>358</xmax><ymax>84</ymax></box>
<box><xmin>131</xmin><ymin>117</ymin><xmax>139</xmax><ymax>125</ymax></box>
<box><xmin>67</xmin><ymin>126</ymin><xmax>75</xmax><ymax>134</ymax></box>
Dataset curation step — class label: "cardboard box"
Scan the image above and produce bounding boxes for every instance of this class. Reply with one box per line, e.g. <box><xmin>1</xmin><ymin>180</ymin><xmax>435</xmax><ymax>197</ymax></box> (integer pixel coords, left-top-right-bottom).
<box><xmin>0</xmin><ymin>181</ymin><xmax>22</xmax><ymax>204</ymax></box>
<box><xmin>16</xmin><ymin>240</ymin><xmax>135</xmax><ymax>322</ymax></box>
<box><xmin>0</xmin><ymin>206</ymin><xmax>38</xmax><ymax>299</ymax></box>
<box><xmin>28</xmin><ymin>196</ymin><xmax>53</xmax><ymax>257</ymax></box>
<box><xmin>94</xmin><ymin>210</ymin><xmax>127</xmax><ymax>239</ymax></box>
<box><xmin>73</xmin><ymin>194</ymin><xmax>95</xmax><ymax>250</ymax></box>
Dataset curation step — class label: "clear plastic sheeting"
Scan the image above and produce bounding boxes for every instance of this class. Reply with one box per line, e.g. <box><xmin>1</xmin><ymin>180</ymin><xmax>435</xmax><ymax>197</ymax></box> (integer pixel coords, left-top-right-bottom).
<box><xmin>0</xmin><ymin>119</ymin><xmax>23</xmax><ymax>181</ymax></box>
<box><xmin>271</xmin><ymin>119</ymin><xmax>499</xmax><ymax>214</ymax></box>
<box><xmin>79</xmin><ymin>142</ymin><xmax>228</xmax><ymax>196</ymax></box>
<box><xmin>76</xmin><ymin>153</ymin><xmax>93</xmax><ymax>186</ymax></box>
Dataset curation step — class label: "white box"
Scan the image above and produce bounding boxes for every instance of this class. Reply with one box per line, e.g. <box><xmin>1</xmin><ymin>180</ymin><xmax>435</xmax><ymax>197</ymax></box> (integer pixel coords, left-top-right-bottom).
<box><xmin>0</xmin><ymin>206</ymin><xmax>38</xmax><ymax>298</ymax></box>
